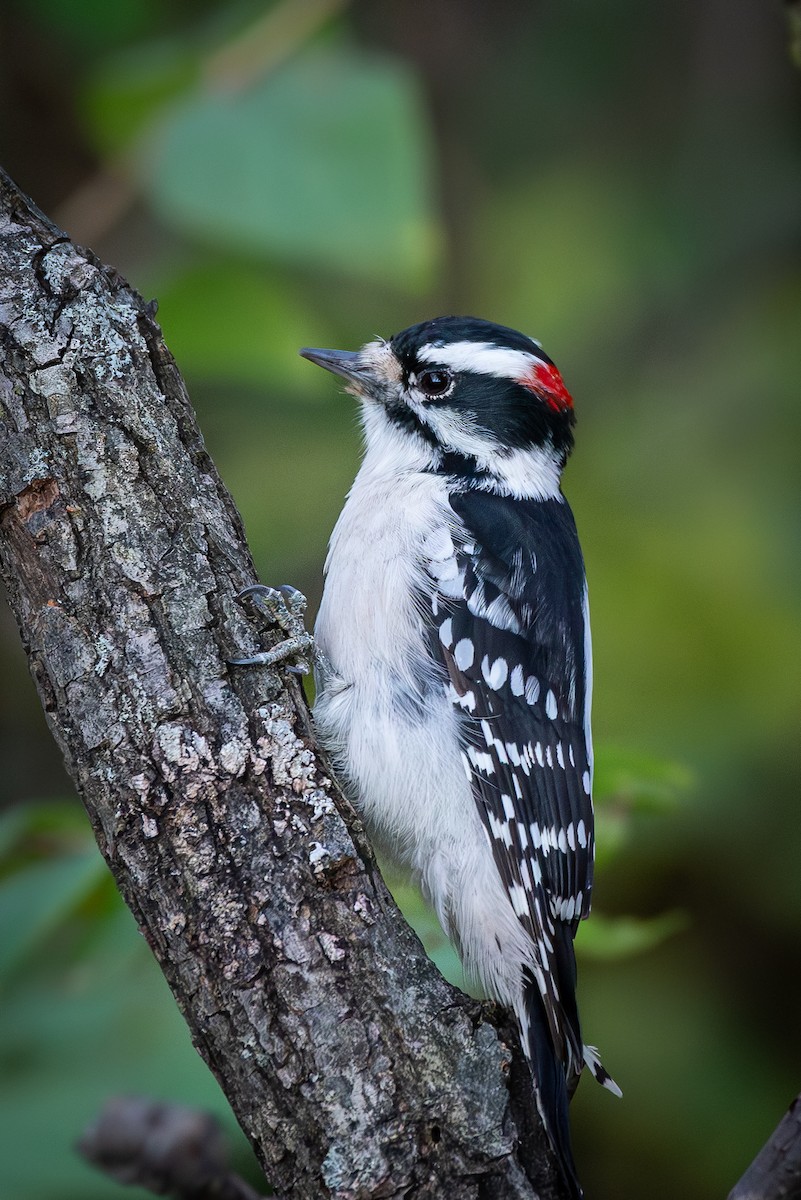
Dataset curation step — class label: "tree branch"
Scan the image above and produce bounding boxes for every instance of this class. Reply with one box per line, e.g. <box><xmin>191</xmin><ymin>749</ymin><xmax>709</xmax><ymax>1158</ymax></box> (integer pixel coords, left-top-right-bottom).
<box><xmin>0</xmin><ymin>167</ymin><xmax>564</xmax><ymax>1199</ymax></box>
<box><xmin>77</xmin><ymin>1096</ymin><xmax>270</xmax><ymax>1200</ymax></box>
<box><xmin>727</xmin><ymin>1092</ymin><xmax>801</xmax><ymax>1200</ymax></box>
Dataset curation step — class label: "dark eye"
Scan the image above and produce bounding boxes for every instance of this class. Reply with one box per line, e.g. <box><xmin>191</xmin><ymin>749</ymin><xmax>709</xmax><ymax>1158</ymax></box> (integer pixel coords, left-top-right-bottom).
<box><xmin>418</xmin><ymin>369</ymin><xmax>453</xmax><ymax>398</ymax></box>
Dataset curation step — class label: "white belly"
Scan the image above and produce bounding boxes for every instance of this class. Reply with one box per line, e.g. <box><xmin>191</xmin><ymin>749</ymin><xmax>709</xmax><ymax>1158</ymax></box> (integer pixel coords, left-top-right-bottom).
<box><xmin>313</xmin><ymin>460</ymin><xmax>533</xmax><ymax>1007</ymax></box>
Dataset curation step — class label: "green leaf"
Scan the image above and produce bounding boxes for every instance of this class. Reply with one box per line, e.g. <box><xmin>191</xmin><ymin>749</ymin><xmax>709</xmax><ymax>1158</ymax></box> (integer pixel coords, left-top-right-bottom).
<box><xmin>140</xmin><ymin>47</ymin><xmax>439</xmax><ymax>287</ymax></box>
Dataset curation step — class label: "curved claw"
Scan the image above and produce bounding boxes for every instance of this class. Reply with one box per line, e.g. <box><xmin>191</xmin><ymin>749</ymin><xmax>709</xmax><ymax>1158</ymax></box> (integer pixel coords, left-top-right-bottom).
<box><xmin>229</xmin><ymin>582</ymin><xmax>312</xmax><ymax>675</ymax></box>
<box><xmin>235</xmin><ymin>584</ymin><xmax>284</xmax><ymax>610</ymax></box>
<box><xmin>277</xmin><ymin>584</ymin><xmax>307</xmax><ymax>616</ymax></box>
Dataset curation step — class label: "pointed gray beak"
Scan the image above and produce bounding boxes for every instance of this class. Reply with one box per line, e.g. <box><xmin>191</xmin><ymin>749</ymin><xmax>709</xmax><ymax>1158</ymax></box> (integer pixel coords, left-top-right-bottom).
<box><xmin>299</xmin><ymin>347</ymin><xmax>371</xmax><ymax>388</ymax></box>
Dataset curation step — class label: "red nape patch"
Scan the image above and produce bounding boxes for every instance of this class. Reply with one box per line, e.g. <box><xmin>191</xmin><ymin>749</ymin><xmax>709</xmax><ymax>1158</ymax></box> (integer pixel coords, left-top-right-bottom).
<box><xmin>518</xmin><ymin>362</ymin><xmax>573</xmax><ymax>412</ymax></box>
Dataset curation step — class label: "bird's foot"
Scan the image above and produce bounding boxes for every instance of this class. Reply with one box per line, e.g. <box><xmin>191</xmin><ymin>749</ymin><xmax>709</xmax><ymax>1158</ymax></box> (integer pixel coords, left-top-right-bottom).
<box><xmin>228</xmin><ymin>584</ymin><xmax>313</xmax><ymax>675</ymax></box>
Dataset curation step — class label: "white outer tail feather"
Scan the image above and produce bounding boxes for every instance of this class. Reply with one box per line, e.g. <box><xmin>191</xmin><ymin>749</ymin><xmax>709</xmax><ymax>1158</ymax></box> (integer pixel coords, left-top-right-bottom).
<box><xmin>583</xmin><ymin>1043</ymin><xmax>623</xmax><ymax>1097</ymax></box>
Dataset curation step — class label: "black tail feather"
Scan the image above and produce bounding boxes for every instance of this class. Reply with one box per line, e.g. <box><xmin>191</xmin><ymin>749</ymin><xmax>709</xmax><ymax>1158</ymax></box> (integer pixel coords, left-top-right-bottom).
<box><xmin>522</xmin><ymin>970</ymin><xmax>583</xmax><ymax>1199</ymax></box>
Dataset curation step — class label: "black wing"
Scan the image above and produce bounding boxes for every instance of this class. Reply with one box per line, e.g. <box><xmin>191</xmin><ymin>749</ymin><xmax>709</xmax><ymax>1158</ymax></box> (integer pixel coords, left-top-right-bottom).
<box><xmin>424</xmin><ymin>489</ymin><xmax>594</xmax><ymax>1062</ymax></box>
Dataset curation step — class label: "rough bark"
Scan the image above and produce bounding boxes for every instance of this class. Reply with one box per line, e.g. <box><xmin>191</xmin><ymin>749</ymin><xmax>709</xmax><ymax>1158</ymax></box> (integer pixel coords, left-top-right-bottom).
<box><xmin>0</xmin><ymin>167</ymin><xmax>565</xmax><ymax>1200</ymax></box>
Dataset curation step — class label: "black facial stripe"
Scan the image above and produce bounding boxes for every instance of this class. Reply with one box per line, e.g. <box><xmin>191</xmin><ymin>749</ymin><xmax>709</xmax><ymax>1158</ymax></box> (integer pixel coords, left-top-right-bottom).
<box><xmin>439</xmin><ymin>373</ymin><xmax>573</xmax><ymax>450</ymax></box>
<box><xmin>383</xmin><ymin>399</ymin><xmax>441</xmax><ymax>448</ymax></box>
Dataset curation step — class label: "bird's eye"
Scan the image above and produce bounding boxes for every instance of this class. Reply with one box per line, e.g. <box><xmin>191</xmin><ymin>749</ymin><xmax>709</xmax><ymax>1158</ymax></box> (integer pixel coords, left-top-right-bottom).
<box><xmin>417</xmin><ymin>369</ymin><xmax>453</xmax><ymax>398</ymax></box>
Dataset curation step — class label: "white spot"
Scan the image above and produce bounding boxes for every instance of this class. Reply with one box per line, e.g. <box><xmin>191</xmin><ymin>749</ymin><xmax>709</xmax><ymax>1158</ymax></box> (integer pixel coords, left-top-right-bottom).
<box><xmin>576</xmin><ymin>819</ymin><xmax>587</xmax><ymax>848</ymax></box>
<box><xmin>439</xmin><ymin>618</ymin><xmax>453</xmax><ymax>648</ymax></box>
<box><xmin>466</xmin><ymin>580</ymin><xmax>486</xmax><ymax>617</ymax></box>
<box><xmin>467</xmin><ymin>746</ymin><xmax>495</xmax><ymax>776</ymax></box>
<box><xmin>519</xmin><ymin>858</ymin><xmax>532</xmax><ymax>889</ymax></box>
<box><xmin>489</xmin><ymin>812</ymin><xmax>513</xmax><ymax>848</ymax></box>
<box><xmin>575</xmin><ymin>891</ymin><xmax>583</xmax><ymax>914</ymax></box>
<box><xmin>525</xmin><ymin>675</ymin><xmax>540</xmax><ymax>705</ymax></box>
<box><xmin>517</xmin><ymin>822</ymin><xmax>529</xmax><ymax>850</ymax></box>
<box><xmin>482</xmin><ymin>655</ymin><xmax>509</xmax><ymax>690</ymax></box>
<box><xmin>537</xmin><ymin>914</ymin><xmax>554</xmax><ymax>954</ymax></box>
<box><xmin>506</xmin><ymin>741</ymin><xmax>521</xmax><ymax>766</ymax></box>
<box><xmin>568</xmin><ymin>743</ymin><xmax>576</xmax><ymax>767</ymax></box>
<box><xmin>558</xmin><ymin>827</ymin><xmax>568</xmax><ymax>853</ymax></box>
<box><xmin>501</xmin><ymin>793</ymin><xmax>515</xmax><ymax>820</ymax></box>
<box><xmin>510</xmin><ymin>664</ymin><xmax>525</xmax><ymax>696</ymax></box>
<box><xmin>530</xmin><ymin>822</ymin><xmax>542</xmax><ymax>850</ymax></box>
<box><xmin>512</xmin><ymin>774</ymin><xmax>523</xmax><ymax>799</ymax></box>
<box><xmin>556</xmin><ymin>742</ymin><xmax>565</xmax><ymax>769</ymax></box>
<box><xmin>509</xmin><ymin>882</ymin><xmax>529</xmax><ymax>916</ymax></box>
<box><xmin>545</xmin><ymin>745</ymin><xmax>553</xmax><ymax>768</ymax></box>
<box><xmin>566</xmin><ymin>822</ymin><xmax>576</xmax><ymax>850</ymax></box>
<box><xmin>447</xmin><ymin>682</ymin><xmax>474</xmax><ymax>712</ymax></box>
<box><xmin>454</xmin><ymin>638</ymin><xmax>475</xmax><ymax>670</ymax></box>
<box><xmin>531</xmin><ymin>857</ymin><xmax>543</xmax><ymax>885</ymax></box>
<box><xmin>546</xmin><ymin>689</ymin><xmax>558</xmax><ymax>719</ymax></box>
<box><xmin>582</xmin><ymin>770</ymin><xmax>591</xmax><ymax>795</ymax></box>
<box><xmin>534</xmin><ymin>742</ymin><xmax>545</xmax><ymax>768</ymax></box>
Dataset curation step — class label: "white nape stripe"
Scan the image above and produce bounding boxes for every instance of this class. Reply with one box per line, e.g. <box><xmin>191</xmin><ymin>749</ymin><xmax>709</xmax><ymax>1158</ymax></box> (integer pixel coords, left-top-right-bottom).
<box><xmin>418</xmin><ymin>341</ymin><xmax>541</xmax><ymax>381</ymax></box>
<box><xmin>474</xmin><ymin>444</ymin><xmax>564</xmax><ymax>502</ymax></box>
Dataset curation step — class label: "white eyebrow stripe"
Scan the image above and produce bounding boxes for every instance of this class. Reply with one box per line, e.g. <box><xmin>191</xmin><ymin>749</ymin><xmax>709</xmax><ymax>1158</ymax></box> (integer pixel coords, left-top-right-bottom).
<box><xmin>417</xmin><ymin>341</ymin><xmax>542</xmax><ymax>380</ymax></box>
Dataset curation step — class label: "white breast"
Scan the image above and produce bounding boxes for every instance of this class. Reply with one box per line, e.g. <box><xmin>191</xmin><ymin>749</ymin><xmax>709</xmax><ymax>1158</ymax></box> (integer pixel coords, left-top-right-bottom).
<box><xmin>312</xmin><ymin>413</ymin><xmax>535</xmax><ymax>1011</ymax></box>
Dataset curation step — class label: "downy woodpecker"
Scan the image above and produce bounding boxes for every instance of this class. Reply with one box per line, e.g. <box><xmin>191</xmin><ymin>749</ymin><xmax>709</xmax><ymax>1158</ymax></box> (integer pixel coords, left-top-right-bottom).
<box><xmin>236</xmin><ymin>316</ymin><xmax>619</xmax><ymax>1196</ymax></box>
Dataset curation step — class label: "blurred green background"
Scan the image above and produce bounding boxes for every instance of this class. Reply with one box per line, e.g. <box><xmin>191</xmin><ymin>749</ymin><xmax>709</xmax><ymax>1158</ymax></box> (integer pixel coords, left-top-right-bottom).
<box><xmin>1</xmin><ymin>1</ymin><xmax>800</xmax><ymax>1197</ymax></box>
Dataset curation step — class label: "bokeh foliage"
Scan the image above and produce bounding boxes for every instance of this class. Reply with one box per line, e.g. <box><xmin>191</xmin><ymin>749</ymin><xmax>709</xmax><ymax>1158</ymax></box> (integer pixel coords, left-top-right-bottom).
<box><xmin>1</xmin><ymin>2</ymin><xmax>800</xmax><ymax>1199</ymax></box>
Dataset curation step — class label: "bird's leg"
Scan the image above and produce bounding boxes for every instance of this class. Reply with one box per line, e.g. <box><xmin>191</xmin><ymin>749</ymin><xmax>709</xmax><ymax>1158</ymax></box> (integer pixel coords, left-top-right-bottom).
<box><xmin>228</xmin><ymin>584</ymin><xmax>314</xmax><ymax>676</ymax></box>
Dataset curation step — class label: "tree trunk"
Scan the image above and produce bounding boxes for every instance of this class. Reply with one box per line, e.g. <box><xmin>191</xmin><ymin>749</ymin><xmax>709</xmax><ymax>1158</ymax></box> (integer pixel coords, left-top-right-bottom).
<box><xmin>0</xmin><ymin>167</ymin><xmax>563</xmax><ymax>1200</ymax></box>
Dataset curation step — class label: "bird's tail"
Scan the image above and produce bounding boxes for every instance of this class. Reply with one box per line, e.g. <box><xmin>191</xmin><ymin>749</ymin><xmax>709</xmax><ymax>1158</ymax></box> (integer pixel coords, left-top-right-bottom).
<box><xmin>518</xmin><ymin>924</ymin><xmax>621</xmax><ymax>1198</ymax></box>
<box><xmin>519</xmin><ymin>970</ymin><xmax>583</xmax><ymax>1198</ymax></box>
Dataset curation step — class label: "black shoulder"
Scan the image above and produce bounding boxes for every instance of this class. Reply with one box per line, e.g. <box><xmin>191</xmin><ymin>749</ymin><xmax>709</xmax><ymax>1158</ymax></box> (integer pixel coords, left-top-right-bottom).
<box><xmin>449</xmin><ymin>490</ymin><xmax>584</xmax><ymax>598</ymax></box>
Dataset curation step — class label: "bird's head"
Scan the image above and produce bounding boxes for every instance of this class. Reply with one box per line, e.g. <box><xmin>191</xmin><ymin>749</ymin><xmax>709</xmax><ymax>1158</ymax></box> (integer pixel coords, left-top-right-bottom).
<box><xmin>301</xmin><ymin>316</ymin><xmax>575</xmax><ymax>497</ymax></box>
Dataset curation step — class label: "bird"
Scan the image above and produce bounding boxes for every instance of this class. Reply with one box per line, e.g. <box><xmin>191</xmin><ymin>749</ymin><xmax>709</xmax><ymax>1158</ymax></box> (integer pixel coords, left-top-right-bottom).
<box><xmin>233</xmin><ymin>315</ymin><xmax>618</xmax><ymax>1196</ymax></box>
